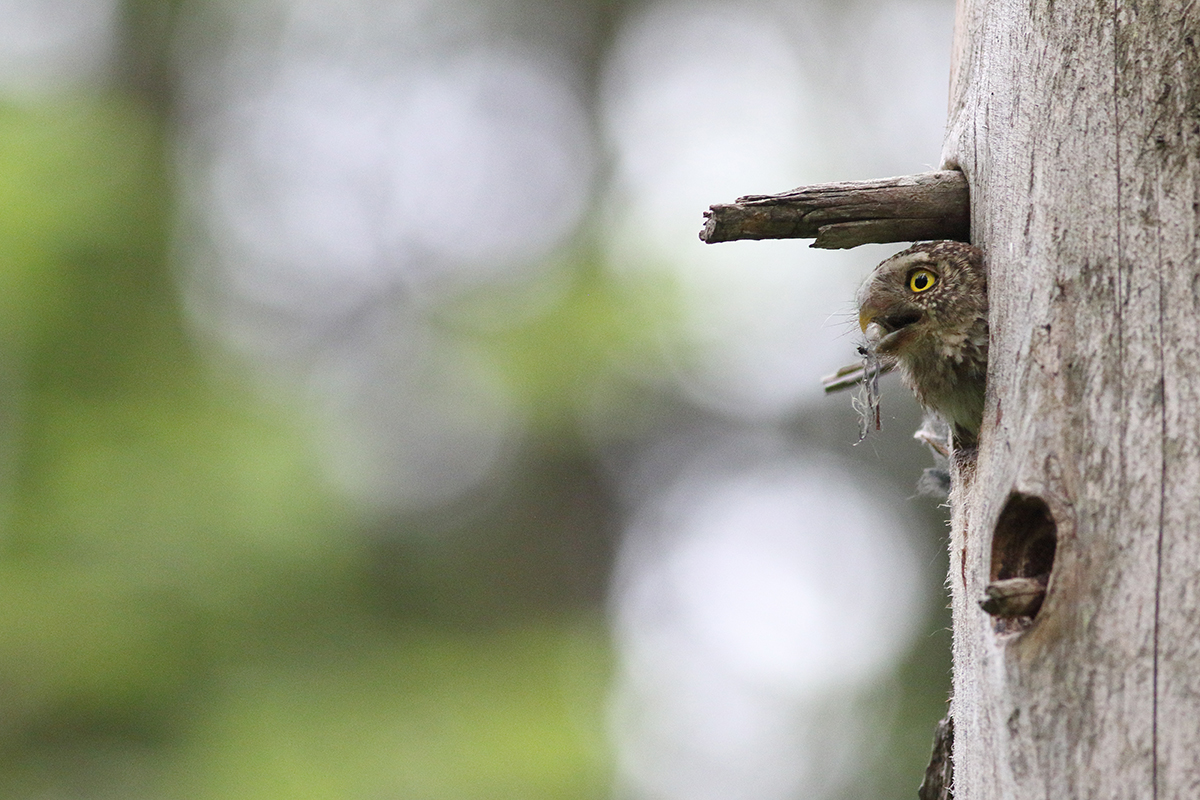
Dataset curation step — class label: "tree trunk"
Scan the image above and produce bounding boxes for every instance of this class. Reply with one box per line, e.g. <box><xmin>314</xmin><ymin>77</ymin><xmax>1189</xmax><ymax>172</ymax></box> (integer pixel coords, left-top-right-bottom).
<box><xmin>941</xmin><ymin>1</ymin><xmax>1200</xmax><ymax>797</ymax></box>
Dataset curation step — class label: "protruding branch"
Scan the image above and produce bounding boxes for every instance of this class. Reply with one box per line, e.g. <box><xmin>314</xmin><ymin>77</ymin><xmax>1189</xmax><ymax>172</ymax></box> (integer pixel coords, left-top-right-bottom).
<box><xmin>979</xmin><ymin>576</ymin><xmax>1048</xmax><ymax>619</ymax></box>
<box><xmin>699</xmin><ymin>170</ymin><xmax>970</xmax><ymax>249</ymax></box>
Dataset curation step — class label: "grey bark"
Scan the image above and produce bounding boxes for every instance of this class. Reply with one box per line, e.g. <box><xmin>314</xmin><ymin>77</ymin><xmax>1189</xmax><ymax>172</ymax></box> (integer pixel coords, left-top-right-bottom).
<box><xmin>919</xmin><ymin>713</ymin><xmax>955</xmax><ymax>800</ymax></box>
<box><xmin>942</xmin><ymin>1</ymin><xmax>1200</xmax><ymax>798</ymax></box>
<box><xmin>699</xmin><ymin>171</ymin><xmax>969</xmax><ymax>247</ymax></box>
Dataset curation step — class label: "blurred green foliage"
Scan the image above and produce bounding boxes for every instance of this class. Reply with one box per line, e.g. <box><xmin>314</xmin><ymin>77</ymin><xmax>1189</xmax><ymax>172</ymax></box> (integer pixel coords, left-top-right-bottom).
<box><xmin>181</xmin><ymin>621</ymin><xmax>610</xmax><ymax>800</ymax></box>
<box><xmin>0</xmin><ymin>94</ymin><xmax>613</xmax><ymax>798</ymax></box>
<box><xmin>467</xmin><ymin>258</ymin><xmax>679</xmax><ymax>429</ymax></box>
<box><xmin>0</xmin><ymin>1</ymin><xmax>962</xmax><ymax>795</ymax></box>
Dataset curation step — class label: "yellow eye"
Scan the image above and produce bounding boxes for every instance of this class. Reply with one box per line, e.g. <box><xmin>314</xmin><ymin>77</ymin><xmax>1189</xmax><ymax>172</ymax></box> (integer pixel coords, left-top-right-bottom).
<box><xmin>909</xmin><ymin>269</ymin><xmax>936</xmax><ymax>293</ymax></box>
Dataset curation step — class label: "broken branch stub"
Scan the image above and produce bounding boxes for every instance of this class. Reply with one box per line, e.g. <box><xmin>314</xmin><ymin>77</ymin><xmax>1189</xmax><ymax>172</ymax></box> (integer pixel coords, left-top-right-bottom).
<box><xmin>699</xmin><ymin>170</ymin><xmax>970</xmax><ymax>249</ymax></box>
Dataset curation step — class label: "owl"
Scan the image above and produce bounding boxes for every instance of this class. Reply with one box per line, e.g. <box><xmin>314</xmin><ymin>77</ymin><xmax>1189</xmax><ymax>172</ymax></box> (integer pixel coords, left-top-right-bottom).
<box><xmin>855</xmin><ymin>240</ymin><xmax>988</xmax><ymax>448</ymax></box>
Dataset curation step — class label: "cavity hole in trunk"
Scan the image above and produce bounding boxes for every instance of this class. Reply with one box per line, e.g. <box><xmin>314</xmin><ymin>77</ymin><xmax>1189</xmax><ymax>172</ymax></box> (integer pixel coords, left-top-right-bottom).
<box><xmin>985</xmin><ymin>492</ymin><xmax>1057</xmax><ymax>627</ymax></box>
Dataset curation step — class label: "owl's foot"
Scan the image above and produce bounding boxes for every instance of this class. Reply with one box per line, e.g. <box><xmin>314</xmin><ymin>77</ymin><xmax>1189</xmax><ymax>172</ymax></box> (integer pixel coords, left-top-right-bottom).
<box><xmin>914</xmin><ymin>424</ymin><xmax>950</xmax><ymax>458</ymax></box>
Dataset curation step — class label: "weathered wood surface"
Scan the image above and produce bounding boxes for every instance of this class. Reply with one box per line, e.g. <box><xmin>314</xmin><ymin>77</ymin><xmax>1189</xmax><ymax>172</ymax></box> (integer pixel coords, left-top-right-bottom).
<box><xmin>699</xmin><ymin>171</ymin><xmax>969</xmax><ymax>248</ymax></box>
<box><xmin>918</xmin><ymin>714</ymin><xmax>955</xmax><ymax>800</ymax></box>
<box><xmin>943</xmin><ymin>1</ymin><xmax>1200</xmax><ymax>798</ymax></box>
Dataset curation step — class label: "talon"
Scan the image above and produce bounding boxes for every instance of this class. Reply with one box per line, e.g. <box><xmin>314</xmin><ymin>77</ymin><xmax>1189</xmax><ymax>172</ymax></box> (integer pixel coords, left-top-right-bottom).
<box><xmin>914</xmin><ymin>428</ymin><xmax>951</xmax><ymax>458</ymax></box>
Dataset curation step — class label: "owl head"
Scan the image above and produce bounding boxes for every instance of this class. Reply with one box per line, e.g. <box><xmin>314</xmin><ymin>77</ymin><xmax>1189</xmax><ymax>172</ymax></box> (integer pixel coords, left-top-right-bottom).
<box><xmin>856</xmin><ymin>240</ymin><xmax>986</xmax><ymax>359</ymax></box>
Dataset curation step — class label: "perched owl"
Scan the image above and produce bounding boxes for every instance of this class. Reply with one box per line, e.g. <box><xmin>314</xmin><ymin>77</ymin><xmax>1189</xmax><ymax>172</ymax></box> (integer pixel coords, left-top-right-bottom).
<box><xmin>856</xmin><ymin>240</ymin><xmax>987</xmax><ymax>448</ymax></box>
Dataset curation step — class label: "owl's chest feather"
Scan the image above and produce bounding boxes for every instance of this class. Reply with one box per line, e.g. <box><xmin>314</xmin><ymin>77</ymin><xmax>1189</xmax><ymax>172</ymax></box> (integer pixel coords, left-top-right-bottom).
<box><xmin>896</xmin><ymin>317</ymin><xmax>988</xmax><ymax>438</ymax></box>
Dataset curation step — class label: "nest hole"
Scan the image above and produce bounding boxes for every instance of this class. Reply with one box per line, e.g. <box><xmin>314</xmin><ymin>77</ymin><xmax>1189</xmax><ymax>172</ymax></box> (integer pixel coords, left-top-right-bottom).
<box><xmin>985</xmin><ymin>492</ymin><xmax>1057</xmax><ymax>628</ymax></box>
<box><xmin>991</xmin><ymin>492</ymin><xmax>1057</xmax><ymax>582</ymax></box>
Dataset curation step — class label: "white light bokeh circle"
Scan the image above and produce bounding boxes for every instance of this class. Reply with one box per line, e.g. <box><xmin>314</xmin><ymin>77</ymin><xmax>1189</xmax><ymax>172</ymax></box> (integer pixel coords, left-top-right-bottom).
<box><xmin>611</xmin><ymin>664</ymin><xmax>864</xmax><ymax>800</ymax></box>
<box><xmin>389</xmin><ymin>53</ymin><xmax>594</xmax><ymax>275</ymax></box>
<box><xmin>176</xmin><ymin>1</ymin><xmax>597</xmax><ymax>513</ymax></box>
<box><xmin>191</xmin><ymin>46</ymin><xmax>594</xmax><ymax>314</ymax></box>
<box><xmin>600</xmin><ymin>0</ymin><xmax>870</xmax><ymax>418</ymax></box>
<box><xmin>0</xmin><ymin>0</ymin><xmax>118</xmax><ymax>92</ymax></box>
<box><xmin>610</xmin><ymin>437</ymin><xmax>926</xmax><ymax>799</ymax></box>
<box><xmin>615</xmin><ymin>448</ymin><xmax>923</xmax><ymax>692</ymax></box>
<box><xmin>602</xmin><ymin>0</ymin><xmax>816</xmax><ymax>228</ymax></box>
<box><xmin>205</xmin><ymin>62</ymin><xmax>395</xmax><ymax>304</ymax></box>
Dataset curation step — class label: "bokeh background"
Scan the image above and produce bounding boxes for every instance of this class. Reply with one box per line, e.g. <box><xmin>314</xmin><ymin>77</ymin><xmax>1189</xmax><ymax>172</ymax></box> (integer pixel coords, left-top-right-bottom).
<box><xmin>0</xmin><ymin>0</ymin><xmax>957</xmax><ymax>797</ymax></box>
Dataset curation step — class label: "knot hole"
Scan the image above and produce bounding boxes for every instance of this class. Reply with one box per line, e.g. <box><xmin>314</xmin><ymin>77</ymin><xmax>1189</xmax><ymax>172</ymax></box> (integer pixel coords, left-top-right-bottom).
<box><xmin>982</xmin><ymin>492</ymin><xmax>1057</xmax><ymax>627</ymax></box>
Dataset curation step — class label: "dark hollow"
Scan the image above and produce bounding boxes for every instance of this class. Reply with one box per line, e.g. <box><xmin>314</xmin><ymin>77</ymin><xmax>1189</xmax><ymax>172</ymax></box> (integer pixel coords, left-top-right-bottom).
<box><xmin>989</xmin><ymin>492</ymin><xmax>1058</xmax><ymax>623</ymax></box>
<box><xmin>991</xmin><ymin>492</ymin><xmax>1057</xmax><ymax>582</ymax></box>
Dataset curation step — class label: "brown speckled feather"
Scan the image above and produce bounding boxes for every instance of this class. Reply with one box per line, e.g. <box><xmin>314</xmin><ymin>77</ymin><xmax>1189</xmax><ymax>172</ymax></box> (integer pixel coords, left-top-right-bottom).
<box><xmin>856</xmin><ymin>241</ymin><xmax>987</xmax><ymax>447</ymax></box>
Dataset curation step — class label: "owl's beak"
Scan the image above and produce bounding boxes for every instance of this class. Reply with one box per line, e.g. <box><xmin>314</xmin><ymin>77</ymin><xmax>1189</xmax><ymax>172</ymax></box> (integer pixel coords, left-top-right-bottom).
<box><xmin>859</xmin><ymin>306</ymin><xmax>922</xmax><ymax>334</ymax></box>
<box><xmin>859</xmin><ymin>306</ymin><xmax>921</xmax><ymax>354</ymax></box>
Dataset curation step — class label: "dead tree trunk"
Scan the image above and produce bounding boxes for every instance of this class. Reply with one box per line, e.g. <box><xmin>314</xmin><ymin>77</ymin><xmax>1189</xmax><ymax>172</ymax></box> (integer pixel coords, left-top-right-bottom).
<box><xmin>942</xmin><ymin>1</ymin><xmax>1200</xmax><ymax>797</ymax></box>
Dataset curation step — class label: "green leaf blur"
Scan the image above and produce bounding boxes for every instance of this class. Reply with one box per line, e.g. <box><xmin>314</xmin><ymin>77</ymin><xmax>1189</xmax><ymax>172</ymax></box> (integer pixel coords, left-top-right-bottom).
<box><xmin>0</xmin><ymin>94</ymin><xmax>612</xmax><ymax>798</ymax></box>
